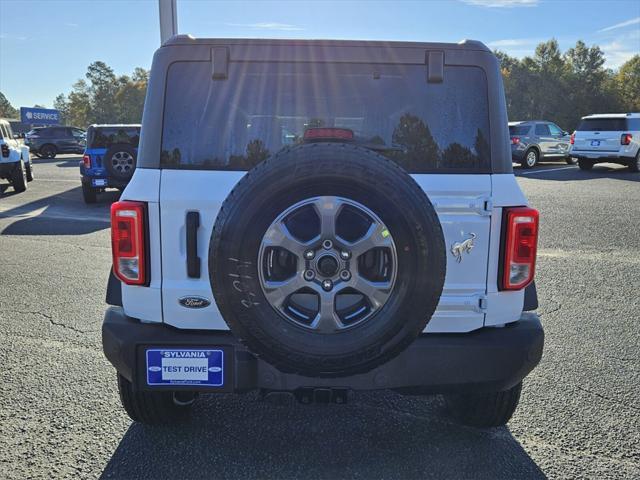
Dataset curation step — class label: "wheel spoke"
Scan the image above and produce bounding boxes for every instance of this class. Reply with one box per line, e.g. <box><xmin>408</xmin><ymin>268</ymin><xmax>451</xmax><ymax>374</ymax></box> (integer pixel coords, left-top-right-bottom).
<box><xmin>349</xmin><ymin>275</ymin><xmax>392</xmax><ymax>309</ymax></box>
<box><xmin>262</xmin><ymin>275</ymin><xmax>306</xmax><ymax>308</ymax></box>
<box><xmin>349</xmin><ymin>221</ymin><xmax>393</xmax><ymax>257</ymax></box>
<box><xmin>313</xmin><ymin>196</ymin><xmax>342</xmax><ymax>239</ymax></box>
<box><xmin>310</xmin><ymin>290</ymin><xmax>343</xmax><ymax>332</ymax></box>
<box><xmin>262</xmin><ymin>221</ymin><xmax>307</xmax><ymax>257</ymax></box>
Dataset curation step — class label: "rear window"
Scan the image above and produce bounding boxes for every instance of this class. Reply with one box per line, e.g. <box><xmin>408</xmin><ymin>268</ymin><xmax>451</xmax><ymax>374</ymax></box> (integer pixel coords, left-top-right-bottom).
<box><xmin>88</xmin><ymin>127</ymin><xmax>140</xmax><ymax>148</ymax></box>
<box><xmin>509</xmin><ymin>125</ymin><xmax>530</xmax><ymax>136</ymax></box>
<box><xmin>161</xmin><ymin>62</ymin><xmax>491</xmax><ymax>173</ymax></box>
<box><xmin>577</xmin><ymin>118</ymin><xmax>638</xmax><ymax>131</ymax></box>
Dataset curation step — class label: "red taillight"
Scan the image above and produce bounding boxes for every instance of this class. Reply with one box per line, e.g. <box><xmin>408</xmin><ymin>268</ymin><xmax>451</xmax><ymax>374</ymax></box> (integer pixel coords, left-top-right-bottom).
<box><xmin>82</xmin><ymin>154</ymin><xmax>91</xmax><ymax>169</ymax></box>
<box><xmin>111</xmin><ymin>201</ymin><xmax>147</xmax><ymax>286</ymax></box>
<box><xmin>621</xmin><ymin>133</ymin><xmax>632</xmax><ymax>145</ymax></box>
<box><xmin>570</xmin><ymin>132</ymin><xmax>575</xmax><ymax>145</ymax></box>
<box><xmin>303</xmin><ymin>128</ymin><xmax>354</xmax><ymax>142</ymax></box>
<box><xmin>500</xmin><ymin>207</ymin><xmax>539</xmax><ymax>291</ymax></box>
<box><xmin>510</xmin><ymin>136</ymin><xmax>520</xmax><ymax>145</ymax></box>
<box><xmin>1</xmin><ymin>144</ymin><xmax>8</xmax><ymax>158</ymax></box>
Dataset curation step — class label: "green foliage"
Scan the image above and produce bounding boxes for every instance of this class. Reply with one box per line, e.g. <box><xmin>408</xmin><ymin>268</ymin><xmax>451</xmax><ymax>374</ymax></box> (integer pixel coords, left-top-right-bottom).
<box><xmin>497</xmin><ymin>39</ymin><xmax>638</xmax><ymax>130</ymax></box>
<box><xmin>391</xmin><ymin>113</ymin><xmax>441</xmax><ymax>169</ymax></box>
<box><xmin>55</xmin><ymin>61</ymin><xmax>149</xmax><ymax>127</ymax></box>
<box><xmin>0</xmin><ymin>92</ymin><xmax>19</xmax><ymax>118</ymax></box>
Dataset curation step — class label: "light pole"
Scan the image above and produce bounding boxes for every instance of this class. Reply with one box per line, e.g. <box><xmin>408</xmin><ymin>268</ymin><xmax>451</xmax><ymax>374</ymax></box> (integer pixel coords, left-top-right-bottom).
<box><xmin>158</xmin><ymin>0</ymin><xmax>178</xmax><ymax>45</ymax></box>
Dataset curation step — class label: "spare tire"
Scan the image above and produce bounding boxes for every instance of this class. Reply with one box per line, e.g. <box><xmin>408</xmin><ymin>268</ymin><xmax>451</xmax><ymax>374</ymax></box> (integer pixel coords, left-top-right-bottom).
<box><xmin>210</xmin><ymin>143</ymin><xmax>446</xmax><ymax>377</ymax></box>
<box><xmin>104</xmin><ymin>144</ymin><xmax>136</xmax><ymax>180</ymax></box>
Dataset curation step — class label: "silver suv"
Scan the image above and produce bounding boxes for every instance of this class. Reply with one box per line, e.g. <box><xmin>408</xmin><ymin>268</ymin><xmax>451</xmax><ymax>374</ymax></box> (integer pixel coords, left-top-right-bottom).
<box><xmin>570</xmin><ymin>113</ymin><xmax>640</xmax><ymax>172</ymax></box>
<box><xmin>102</xmin><ymin>36</ymin><xmax>544</xmax><ymax>428</ymax></box>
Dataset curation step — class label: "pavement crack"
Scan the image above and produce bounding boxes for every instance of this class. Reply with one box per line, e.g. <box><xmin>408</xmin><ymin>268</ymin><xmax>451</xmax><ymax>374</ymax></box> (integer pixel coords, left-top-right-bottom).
<box><xmin>16</xmin><ymin>310</ymin><xmax>88</xmax><ymax>334</ymax></box>
<box><xmin>538</xmin><ymin>301</ymin><xmax>562</xmax><ymax>318</ymax></box>
<box><xmin>574</xmin><ymin>385</ymin><xmax>640</xmax><ymax>412</ymax></box>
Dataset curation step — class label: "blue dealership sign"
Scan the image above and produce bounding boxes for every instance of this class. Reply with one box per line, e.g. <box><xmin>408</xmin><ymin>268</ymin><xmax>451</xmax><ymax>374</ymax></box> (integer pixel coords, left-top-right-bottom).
<box><xmin>20</xmin><ymin>107</ymin><xmax>60</xmax><ymax>125</ymax></box>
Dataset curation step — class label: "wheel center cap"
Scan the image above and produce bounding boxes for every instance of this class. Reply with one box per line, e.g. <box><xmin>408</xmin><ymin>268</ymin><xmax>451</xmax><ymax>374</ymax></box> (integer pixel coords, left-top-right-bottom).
<box><xmin>317</xmin><ymin>255</ymin><xmax>339</xmax><ymax>277</ymax></box>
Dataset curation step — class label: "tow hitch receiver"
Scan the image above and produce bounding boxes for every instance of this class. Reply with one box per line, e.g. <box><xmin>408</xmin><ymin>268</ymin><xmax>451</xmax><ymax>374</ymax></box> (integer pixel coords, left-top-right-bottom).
<box><xmin>261</xmin><ymin>388</ymin><xmax>350</xmax><ymax>405</ymax></box>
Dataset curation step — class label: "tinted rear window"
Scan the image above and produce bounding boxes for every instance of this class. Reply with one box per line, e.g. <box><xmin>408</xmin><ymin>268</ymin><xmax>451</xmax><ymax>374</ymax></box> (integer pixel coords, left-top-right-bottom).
<box><xmin>509</xmin><ymin>125</ymin><xmax>529</xmax><ymax>136</ymax></box>
<box><xmin>577</xmin><ymin>118</ymin><xmax>634</xmax><ymax>131</ymax></box>
<box><xmin>161</xmin><ymin>62</ymin><xmax>491</xmax><ymax>173</ymax></box>
<box><xmin>88</xmin><ymin>127</ymin><xmax>140</xmax><ymax>148</ymax></box>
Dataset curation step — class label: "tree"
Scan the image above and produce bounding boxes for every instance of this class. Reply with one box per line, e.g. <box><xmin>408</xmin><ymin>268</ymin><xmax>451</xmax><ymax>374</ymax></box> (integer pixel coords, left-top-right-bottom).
<box><xmin>0</xmin><ymin>92</ymin><xmax>19</xmax><ymax>118</ymax></box>
<box><xmin>617</xmin><ymin>55</ymin><xmax>640</xmax><ymax>112</ymax></box>
<box><xmin>496</xmin><ymin>39</ymin><xmax>629</xmax><ymax>131</ymax></box>
<box><xmin>86</xmin><ymin>61</ymin><xmax>118</xmax><ymax>123</ymax></box>
<box><xmin>391</xmin><ymin>113</ymin><xmax>440</xmax><ymax>171</ymax></box>
<box><xmin>55</xmin><ymin>62</ymin><xmax>149</xmax><ymax>127</ymax></box>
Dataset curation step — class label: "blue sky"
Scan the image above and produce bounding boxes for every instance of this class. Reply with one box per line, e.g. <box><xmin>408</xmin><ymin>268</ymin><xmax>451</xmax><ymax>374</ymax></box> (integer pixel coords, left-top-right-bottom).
<box><xmin>1</xmin><ymin>0</ymin><xmax>639</xmax><ymax>109</ymax></box>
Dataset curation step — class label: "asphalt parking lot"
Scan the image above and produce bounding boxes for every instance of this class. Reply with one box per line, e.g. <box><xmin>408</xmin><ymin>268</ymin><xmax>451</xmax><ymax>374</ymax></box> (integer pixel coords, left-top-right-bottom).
<box><xmin>0</xmin><ymin>156</ymin><xmax>638</xmax><ymax>479</ymax></box>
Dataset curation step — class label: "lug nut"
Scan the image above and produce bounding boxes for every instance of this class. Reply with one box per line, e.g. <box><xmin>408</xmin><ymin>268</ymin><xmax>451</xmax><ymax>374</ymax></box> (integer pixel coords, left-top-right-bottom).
<box><xmin>304</xmin><ymin>270</ymin><xmax>315</xmax><ymax>281</ymax></box>
<box><xmin>322</xmin><ymin>279</ymin><xmax>333</xmax><ymax>291</ymax></box>
<box><xmin>322</xmin><ymin>239</ymin><xmax>333</xmax><ymax>250</ymax></box>
<box><xmin>304</xmin><ymin>249</ymin><xmax>315</xmax><ymax>260</ymax></box>
<box><xmin>340</xmin><ymin>250</ymin><xmax>351</xmax><ymax>260</ymax></box>
<box><xmin>340</xmin><ymin>270</ymin><xmax>351</xmax><ymax>281</ymax></box>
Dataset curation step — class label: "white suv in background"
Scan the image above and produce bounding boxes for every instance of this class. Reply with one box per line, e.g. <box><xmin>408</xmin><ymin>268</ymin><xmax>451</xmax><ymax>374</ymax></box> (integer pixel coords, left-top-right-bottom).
<box><xmin>570</xmin><ymin>113</ymin><xmax>640</xmax><ymax>172</ymax></box>
<box><xmin>0</xmin><ymin>118</ymin><xmax>33</xmax><ymax>193</ymax></box>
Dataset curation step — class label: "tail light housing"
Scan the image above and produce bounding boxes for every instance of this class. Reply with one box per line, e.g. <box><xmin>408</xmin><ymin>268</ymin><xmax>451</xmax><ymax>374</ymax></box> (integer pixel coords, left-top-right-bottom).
<box><xmin>111</xmin><ymin>201</ymin><xmax>148</xmax><ymax>285</ymax></box>
<box><xmin>510</xmin><ymin>137</ymin><xmax>520</xmax><ymax>145</ymax></box>
<box><xmin>1</xmin><ymin>144</ymin><xmax>8</xmax><ymax>157</ymax></box>
<box><xmin>570</xmin><ymin>132</ymin><xmax>575</xmax><ymax>145</ymax></box>
<box><xmin>621</xmin><ymin>133</ymin><xmax>632</xmax><ymax>145</ymax></box>
<box><xmin>500</xmin><ymin>207</ymin><xmax>539</xmax><ymax>291</ymax></box>
<box><xmin>82</xmin><ymin>154</ymin><xmax>91</xmax><ymax>169</ymax></box>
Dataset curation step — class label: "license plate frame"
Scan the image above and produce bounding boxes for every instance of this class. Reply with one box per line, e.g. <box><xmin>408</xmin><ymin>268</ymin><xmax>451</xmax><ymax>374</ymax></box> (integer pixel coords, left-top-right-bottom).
<box><xmin>92</xmin><ymin>178</ymin><xmax>107</xmax><ymax>187</ymax></box>
<box><xmin>590</xmin><ymin>140</ymin><xmax>600</xmax><ymax>147</ymax></box>
<box><xmin>145</xmin><ymin>347</ymin><xmax>226</xmax><ymax>388</ymax></box>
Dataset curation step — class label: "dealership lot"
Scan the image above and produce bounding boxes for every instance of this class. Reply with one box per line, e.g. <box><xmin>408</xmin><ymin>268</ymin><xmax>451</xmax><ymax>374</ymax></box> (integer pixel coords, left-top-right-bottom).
<box><xmin>0</xmin><ymin>156</ymin><xmax>638</xmax><ymax>479</ymax></box>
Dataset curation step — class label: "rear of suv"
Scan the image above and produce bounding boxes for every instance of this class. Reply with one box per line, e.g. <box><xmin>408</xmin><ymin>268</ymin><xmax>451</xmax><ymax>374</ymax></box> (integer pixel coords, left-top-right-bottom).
<box><xmin>509</xmin><ymin>120</ymin><xmax>573</xmax><ymax>168</ymax></box>
<box><xmin>25</xmin><ymin>126</ymin><xmax>86</xmax><ymax>158</ymax></box>
<box><xmin>102</xmin><ymin>37</ymin><xmax>544</xmax><ymax>428</ymax></box>
<box><xmin>80</xmin><ymin>124</ymin><xmax>141</xmax><ymax>203</ymax></box>
<box><xmin>0</xmin><ymin>118</ymin><xmax>33</xmax><ymax>193</ymax></box>
<box><xmin>570</xmin><ymin>113</ymin><xmax>640</xmax><ymax>172</ymax></box>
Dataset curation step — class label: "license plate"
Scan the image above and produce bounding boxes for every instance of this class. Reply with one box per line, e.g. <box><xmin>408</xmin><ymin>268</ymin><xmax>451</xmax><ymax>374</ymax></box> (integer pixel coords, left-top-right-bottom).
<box><xmin>92</xmin><ymin>178</ymin><xmax>107</xmax><ymax>187</ymax></box>
<box><xmin>590</xmin><ymin>140</ymin><xmax>600</xmax><ymax>147</ymax></box>
<box><xmin>146</xmin><ymin>348</ymin><xmax>224</xmax><ymax>387</ymax></box>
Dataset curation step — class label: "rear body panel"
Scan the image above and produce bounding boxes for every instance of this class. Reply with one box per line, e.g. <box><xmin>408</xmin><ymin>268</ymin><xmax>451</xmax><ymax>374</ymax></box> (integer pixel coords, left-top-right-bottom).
<box><xmin>119</xmin><ymin>38</ymin><xmax>529</xmax><ymax>334</ymax></box>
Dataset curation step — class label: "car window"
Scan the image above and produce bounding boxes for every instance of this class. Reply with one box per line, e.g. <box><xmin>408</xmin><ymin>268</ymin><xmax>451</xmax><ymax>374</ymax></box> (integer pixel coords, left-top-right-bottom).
<box><xmin>0</xmin><ymin>125</ymin><xmax>6</xmax><ymax>140</ymax></box>
<box><xmin>548</xmin><ymin>124</ymin><xmax>563</xmax><ymax>136</ymax></box>
<box><xmin>87</xmin><ymin>127</ymin><xmax>140</xmax><ymax>148</ymax></box>
<box><xmin>509</xmin><ymin>125</ymin><xmax>530</xmax><ymax>136</ymax></box>
<box><xmin>534</xmin><ymin>124</ymin><xmax>550</xmax><ymax>136</ymax></box>
<box><xmin>50</xmin><ymin>128</ymin><xmax>68</xmax><ymax>137</ymax></box>
<box><xmin>70</xmin><ymin>128</ymin><xmax>85</xmax><ymax>139</ymax></box>
<box><xmin>577</xmin><ymin>118</ymin><xmax>626</xmax><ymax>131</ymax></box>
<box><xmin>161</xmin><ymin>62</ymin><xmax>492</xmax><ymax>173</ymax></box>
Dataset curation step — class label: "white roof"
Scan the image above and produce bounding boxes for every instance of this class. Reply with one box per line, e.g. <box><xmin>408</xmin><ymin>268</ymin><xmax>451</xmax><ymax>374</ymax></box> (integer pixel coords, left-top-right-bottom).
<box><xmin>581</xmin><ymin>113</ymin><xmax>640</xmax><ymax>119</ymax></box>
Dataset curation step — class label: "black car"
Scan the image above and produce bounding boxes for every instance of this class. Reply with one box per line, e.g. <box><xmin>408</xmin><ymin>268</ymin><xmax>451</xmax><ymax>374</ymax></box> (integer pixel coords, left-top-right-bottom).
<box><xmin>509</xmin><ymin>121</ymin><xmax>574</xmax><ymax>168</ymax></box>
<box><xmin>25</xmin><ymin>126</ymin><xmax>86</xmax><ymax>158</ymax></box>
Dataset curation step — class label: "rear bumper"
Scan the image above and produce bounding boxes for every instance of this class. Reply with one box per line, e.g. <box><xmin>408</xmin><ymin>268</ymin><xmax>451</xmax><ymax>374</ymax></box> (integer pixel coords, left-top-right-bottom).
<box><xmin>102</xmin><ymin>307</ymin><xmax>544</xmax><ymax>394</ymax></box>
<box><xmin>572</xmin><ymin>153</ymin><xmax>634</xmax><ymax>163</ymax></box>
<box><xmin>81</xmin><ymin>173</ymin><xmax>128</xmax><ymax>189</ymax></box>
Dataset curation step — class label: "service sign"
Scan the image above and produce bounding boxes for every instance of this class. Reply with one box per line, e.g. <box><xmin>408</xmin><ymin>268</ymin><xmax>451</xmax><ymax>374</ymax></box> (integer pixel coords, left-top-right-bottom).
<box><xmin>146</xmin><ymin>348</ymin><xmax>224</xmax><ymax>387</ymax></box>
<box><xmin>20</xmin><ymin>107</ymin><xmax>60</xmax><ymax>125</ymax></box>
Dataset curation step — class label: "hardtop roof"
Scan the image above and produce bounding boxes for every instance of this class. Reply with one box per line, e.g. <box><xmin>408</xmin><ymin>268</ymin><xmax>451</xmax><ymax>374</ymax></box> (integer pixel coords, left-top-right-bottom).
<box><xmin>162</xmin><ymin>35</ymin><xmax>490</xmax><ymax>52</ymax></box>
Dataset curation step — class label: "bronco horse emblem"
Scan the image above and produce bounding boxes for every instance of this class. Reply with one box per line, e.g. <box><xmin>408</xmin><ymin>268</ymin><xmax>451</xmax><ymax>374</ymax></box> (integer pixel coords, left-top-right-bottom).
<box><xmin>451</xmin><ymin>233</ymin><xmax>477</xmax><ymax>263</ymax></box>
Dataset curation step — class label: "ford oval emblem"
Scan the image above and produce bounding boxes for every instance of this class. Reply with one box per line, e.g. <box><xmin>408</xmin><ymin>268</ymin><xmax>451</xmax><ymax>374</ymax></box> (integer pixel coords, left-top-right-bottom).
<box><xmin>179</xmin><ymin>296</ymin><xmax>211</xmax><ymax>309</ymax></box>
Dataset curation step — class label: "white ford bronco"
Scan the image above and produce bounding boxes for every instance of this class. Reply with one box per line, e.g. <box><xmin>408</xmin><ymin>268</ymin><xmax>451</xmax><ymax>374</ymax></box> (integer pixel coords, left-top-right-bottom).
<box><xmin>0</xmin><ymin>118</ymin><xmax>33</xmax><ymax>193</ymax></box>
<box><xmin>103</xmin><ymin>36</ymin><xmax>543</xmax><ymax>428</ymax></box>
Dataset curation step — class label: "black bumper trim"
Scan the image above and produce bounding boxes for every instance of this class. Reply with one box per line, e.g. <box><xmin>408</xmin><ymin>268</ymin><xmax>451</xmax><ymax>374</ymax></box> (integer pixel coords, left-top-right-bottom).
<box><xmin>102</xmin><ymin>307</ymin><xmax>543</xmax><ymax>394</ymax></box>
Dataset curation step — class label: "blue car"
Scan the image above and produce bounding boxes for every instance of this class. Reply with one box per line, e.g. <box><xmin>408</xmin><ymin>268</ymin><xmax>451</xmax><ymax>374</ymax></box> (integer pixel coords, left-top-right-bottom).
<box><xmin>80</xmin><ymin>124</ymin><xmax>141</xmax><ymax>203</ymax></box>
